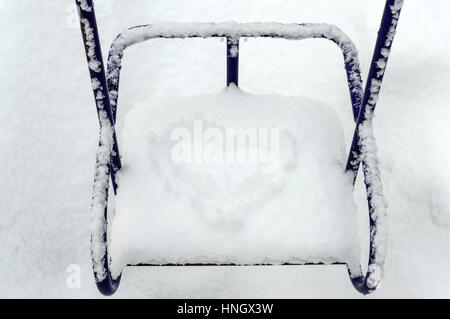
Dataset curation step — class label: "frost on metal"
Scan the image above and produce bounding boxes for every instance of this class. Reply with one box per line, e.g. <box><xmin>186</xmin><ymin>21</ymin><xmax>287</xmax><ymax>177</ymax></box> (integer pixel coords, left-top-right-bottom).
<box><xmin>89</xmin><ymin>79</ymin><xmax>114</xmax><ymax>282</ymax></box>
<box><xmin>358</xmin><ymin>112</ymin><xmax>388</xmax><ymax>288</ymax></box>
<box><xmin>385</xmin><ymin>0</ymin><xmax>404</xmax><ymax>47</ymax></box>
<box><xmin>379</xmin><ymin>0</ymin><xmax>404</xmax><ymax>73</ymax></box>
<box><xmin>229</xmin><ymin>44</ymin><xmax>239</xmax><ymax>58</ymax></box>
<box><xmin>80</xmin><ymin>18</ymin><xmax>102</xmax><ymax>73</ymax></box>
<box><xmin>353</xmin><ymin>0</ymin><xmax>404</xmax><ymax>287</ymax></box>
<box><xmin>105</xmin><ymin>22</ymin><xmax>363</xmax><ymax>117</ymax></box>
<box><xmin>76</xmin><ymin>0</ymin><xmax>92</xmax><ymax>12</ymax></box>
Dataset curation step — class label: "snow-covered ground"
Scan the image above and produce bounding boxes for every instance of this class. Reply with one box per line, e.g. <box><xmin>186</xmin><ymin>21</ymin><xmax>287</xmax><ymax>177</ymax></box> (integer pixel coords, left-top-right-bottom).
<box><xmin>1</xmin><ymin>0</ymin><xmax>450</xmax><ymax>298</ymax></box>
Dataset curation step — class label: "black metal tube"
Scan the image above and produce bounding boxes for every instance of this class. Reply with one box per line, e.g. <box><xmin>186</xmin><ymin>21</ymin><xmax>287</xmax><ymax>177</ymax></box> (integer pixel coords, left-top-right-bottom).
<box><xmin>346</xmin><ymin>0</ymin><xmax>403</xmax><ymax>177</ymax></box>
<box><xmin>75</xmin><ymin>0</ymin><xmax>121</xmax><ymax>296</ymax></box>
<box><xmin>346</xmin><ymin>0</ymin><xmax>404</xmax><ymax>295</ymax></box>
<box><xmin>226</xmin><ymin>38</ymin><xmax>239</xmax><ymax>86</ymax></box>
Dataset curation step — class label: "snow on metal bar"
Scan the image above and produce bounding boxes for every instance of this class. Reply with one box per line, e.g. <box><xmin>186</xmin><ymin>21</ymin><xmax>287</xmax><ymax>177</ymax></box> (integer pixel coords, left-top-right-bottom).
<box><xmin>76</xmin><ymin>0</ymin><xmax>121</xmax><ymax>290</ymax></box>
<box><xmin>347</xmin><ymin>0</ymin><xmax>404</xmax><ymax>294</ymax></box>
<box><xmin>106</xmin><ymin>22</ymin><xmax>363</xmax><ymax>122</ymax></box>
<box><xmin>76</xmin><ymin>0</ymin><xmax>92</xmax><ymax>12</ymax></box>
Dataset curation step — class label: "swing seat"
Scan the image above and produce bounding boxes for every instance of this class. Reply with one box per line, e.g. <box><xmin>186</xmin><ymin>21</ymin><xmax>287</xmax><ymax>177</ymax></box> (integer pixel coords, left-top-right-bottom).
<box><xmin>76</xmin><ymin>0</ymin><xmax>403</xmax><ymax>296</ymax></box>
<box><xmin>110</xmin><ymin>89</ymin><xmax>361</xmax><ymax>277</ymax></box>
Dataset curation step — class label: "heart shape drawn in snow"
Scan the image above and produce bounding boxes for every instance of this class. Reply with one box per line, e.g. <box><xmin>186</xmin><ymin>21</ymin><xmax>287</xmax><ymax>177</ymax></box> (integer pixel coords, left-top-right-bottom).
<box><xmin>146</xmin><ymin>119</ymin><xmax>298</xmax><ymax>227</ymax></box>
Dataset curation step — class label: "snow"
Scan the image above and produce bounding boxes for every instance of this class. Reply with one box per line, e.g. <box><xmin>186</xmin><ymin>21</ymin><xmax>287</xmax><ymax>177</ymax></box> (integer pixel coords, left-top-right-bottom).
<box><xmin>1</xmin><ymin>0</ymin><xmax>450</xmax><ymax>298</ymax></box>
<box><xmin>90</xmin><ymin>105</ymin><xmax>113</xmax><ymax>282</ymax></box>
<box><xmin>76</xmin><ymin>0</ymin><xmax>92</xmax><ymax>13</ymax></box>
<box><xmin>228</xmin><ymin>43</ymin><xmax>238</xmax><ymax>58</ymax></box>
<box><xmin>357</xmin><ymin>115</ymin><xmax>387</xmax><ymax>288</ymax></box>
<box><xmin>110</xmin><ymin>89</ymin><xmax>360</xmax><ymax>277</ymax></box>
<box><xmin>80</xmin><ymin>17</ymin><xmax>102</xmax><ymax>73</ymax></box>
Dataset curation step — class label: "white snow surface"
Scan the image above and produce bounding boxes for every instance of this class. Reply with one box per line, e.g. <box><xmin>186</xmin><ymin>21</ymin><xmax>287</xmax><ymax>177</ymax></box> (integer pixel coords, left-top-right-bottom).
<box><xmin>1</xmin><ymin>0</ymin><xmax>450</xmax><ymax>298</ymax></box>
<box><xmin>110</xmin><ymin>89</ymin><xmax>359</xmax><ymax>277</ymax></box>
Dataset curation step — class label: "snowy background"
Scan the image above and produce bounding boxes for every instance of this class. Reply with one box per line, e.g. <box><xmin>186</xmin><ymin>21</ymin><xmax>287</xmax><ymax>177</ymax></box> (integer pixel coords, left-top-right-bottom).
<box><xmin>1</xmin><ymin>0</ymin><xmax>450</xmax><ymax>298</ymax></box>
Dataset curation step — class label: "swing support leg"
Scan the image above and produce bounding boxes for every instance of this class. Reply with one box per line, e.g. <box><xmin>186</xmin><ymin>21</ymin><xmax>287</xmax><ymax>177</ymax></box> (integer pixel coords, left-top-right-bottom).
<box><xmin>346</xmin><ymin>0</ymin><xmax>403</xmax><ymax>294</ymax></box>
<box><xmin>76</xmin><ymin>0</ymin><xmax>121</xmax><ymax>295</ymax></box>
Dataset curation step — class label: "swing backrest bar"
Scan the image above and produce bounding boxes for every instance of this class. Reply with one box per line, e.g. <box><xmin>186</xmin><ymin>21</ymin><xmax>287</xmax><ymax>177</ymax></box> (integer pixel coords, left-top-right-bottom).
<box><xmin>105</xmin><ymin>22</ymin><xmax>364</xmax><ymax>124</ymax></box>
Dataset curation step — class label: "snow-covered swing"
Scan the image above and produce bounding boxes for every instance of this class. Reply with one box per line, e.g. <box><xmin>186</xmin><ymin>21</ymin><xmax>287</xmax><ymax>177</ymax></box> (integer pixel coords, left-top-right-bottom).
<box><xmin>76</xmin><ymin>0</ymin><xmax>403</xmax><ymax>296</ymax></box>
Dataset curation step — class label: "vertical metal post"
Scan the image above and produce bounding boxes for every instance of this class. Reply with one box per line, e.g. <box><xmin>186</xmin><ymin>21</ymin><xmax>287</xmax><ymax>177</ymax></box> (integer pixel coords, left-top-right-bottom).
<box><xmin>346</xmin><ymin>0</ymin><xmax>403</xmax><ymax>295</ymax></box>
<box><xmin>227</xmin><ymin>38</ymin><xmax>239</xmax><ymax>86</ymax></box>
<box><xmin>76</xmin><ymin>0</ymin><xmax>121</xmax><ymax>296</ymax></box>
<box><xmin>346</xmin><ymin>0</ymin><xmax>403</xmax><ymax>176</ymax></box>
<box><xmin>76</xmin><ymin>0</ymin><xmax>121</xmax><ymax>189</ymax></box>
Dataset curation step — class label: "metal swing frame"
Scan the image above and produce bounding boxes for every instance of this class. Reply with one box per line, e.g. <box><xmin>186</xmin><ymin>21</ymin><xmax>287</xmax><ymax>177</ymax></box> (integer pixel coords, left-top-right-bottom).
<box><xmin>75</xmin><ymin>0</ymin><xmax>403</xmax><ymax>296</ymax></box>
